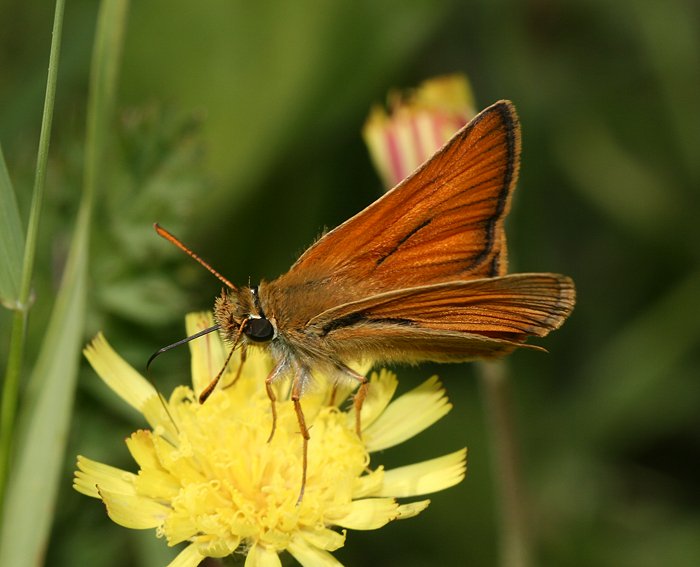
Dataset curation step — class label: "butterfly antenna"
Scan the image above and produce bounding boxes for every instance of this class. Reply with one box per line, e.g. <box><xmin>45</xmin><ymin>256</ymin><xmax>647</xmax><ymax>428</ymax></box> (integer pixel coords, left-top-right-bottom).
<box><xmin>146</xmin><ymin>323</ymin><xmax>222</xmax><ymax>437</ymax></box>
<box><xmin>154</xmin><ymin>223</ymin><xmax>238</xmax><ymax>290</ymax></box>
<box><xmin>146</xmin><ymin>323</ymin><xmax>221</xmax><ymax>372</ymax></box>
<box><xmin>140</xmin><ymin>366</ymin><xmax>176</xmax><ymax>434</ymax></box>
<box><xmin>156</xmin><ymin>391</ymin><xmax>180</xmax><ymax>438</ymax></box>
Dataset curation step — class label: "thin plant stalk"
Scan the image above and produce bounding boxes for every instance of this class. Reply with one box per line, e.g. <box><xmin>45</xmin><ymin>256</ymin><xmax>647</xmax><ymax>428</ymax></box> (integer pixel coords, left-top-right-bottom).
<box><xmin>478</xmin><ymin>360</ymin><xmax>532</xmax><ymax>567</ymax></box>
<box><xmin>0</xmin><ymin>0</ymin><xmax>66</xmax><ymax>516</ymax></box>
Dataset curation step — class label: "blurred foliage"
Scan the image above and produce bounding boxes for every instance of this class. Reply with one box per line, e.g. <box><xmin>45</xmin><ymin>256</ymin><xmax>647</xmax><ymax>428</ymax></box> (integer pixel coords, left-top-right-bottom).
<box><xmin>1</xmin><ymin>0</ymin><xmax>699</xmax><ymax>566</ymax></box>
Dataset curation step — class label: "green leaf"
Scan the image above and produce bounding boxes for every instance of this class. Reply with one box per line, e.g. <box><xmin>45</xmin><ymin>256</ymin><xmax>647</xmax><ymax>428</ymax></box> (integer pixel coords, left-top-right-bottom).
<box><xmin>0</xmin><ymin>146</ymin><xmax>24</xmax><ymax>309</ymax></box>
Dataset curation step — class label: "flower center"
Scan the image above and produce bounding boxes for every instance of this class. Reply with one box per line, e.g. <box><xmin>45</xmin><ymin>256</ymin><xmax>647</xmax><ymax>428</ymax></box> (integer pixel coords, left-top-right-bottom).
<box><xmin>151</xmin><ymin>386</ymin><xmax>367</xmax><ymax>551</ymax></box>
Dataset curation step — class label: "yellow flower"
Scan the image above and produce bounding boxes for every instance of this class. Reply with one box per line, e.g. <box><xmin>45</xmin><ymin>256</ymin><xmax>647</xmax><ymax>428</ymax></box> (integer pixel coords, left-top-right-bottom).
<box><xmin>74</xmin><ymin>312</ymin><xmax>466</xmax><ymax>566</ymax></box>
<box><xmin>363</xmin><ymin>74</ymin><xmax>476</xmax><ymax>189</ymax></box>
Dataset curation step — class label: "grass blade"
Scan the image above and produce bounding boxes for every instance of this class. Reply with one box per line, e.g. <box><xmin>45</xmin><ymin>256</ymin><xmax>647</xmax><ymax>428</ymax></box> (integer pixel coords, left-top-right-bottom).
<box><xmin>0</xmin><ymin>209</ymin><xmax>89</xmax><ymax>566</ymax></box>
<box><xmin>0</xmin><ymin>0</ymin><xmax>65</xmax><ymax>519</ymax></box>
<box><xmin>0</xmin><ymin>146</ymin><xmax>24</xmax><ymax>309</ymax></box>
<box><xmin>0</xmin><ymin>0</ymin><xmax>130</xmax><ymax>563</ymax></box>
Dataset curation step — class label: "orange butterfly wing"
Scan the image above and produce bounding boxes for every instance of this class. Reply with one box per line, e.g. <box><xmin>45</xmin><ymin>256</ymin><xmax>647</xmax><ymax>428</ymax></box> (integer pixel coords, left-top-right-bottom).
<box><xmin>274</xmin><ymin>100</ymin><xmax>520</xmax><ymax>312</ymax></box>
<box><xmin>304</xmin><ymin>273</ymin><xmax>575</xmax><ymax>362</ymax></box>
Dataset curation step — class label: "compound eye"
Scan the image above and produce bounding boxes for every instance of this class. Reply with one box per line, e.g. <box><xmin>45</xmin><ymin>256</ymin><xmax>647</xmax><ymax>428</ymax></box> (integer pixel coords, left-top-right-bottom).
<box><xmin>243</xmin><ymin>317</ymin><xmax>275</xmax><ymax>342</ymax></box>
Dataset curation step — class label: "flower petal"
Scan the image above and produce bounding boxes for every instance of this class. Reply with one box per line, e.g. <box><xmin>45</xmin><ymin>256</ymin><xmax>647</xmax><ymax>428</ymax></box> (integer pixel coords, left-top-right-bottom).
<box><xmin>125</xmin><ymin>429</ymin><xmax>161</xmax><ymax>470</ymax></box>
<box><xmin>139</xmin><ymin>392</ymin><xmax>181</xmax><ymax>443</ymax></box>
<box><xmin>298</xmin><ymin>527</ymin><xmax>346</xmax><ymax>552</ymax></box>
<box><xmin>246</xmin><ymin>544</ymin><xmax>283</xmax><ymax>567</ymax></box>
<box><xmin>98</xmin><ymin>486</ymin><xmax>170</xmax><ymax>529</ymax></box>
<box><xmin>363</xmin><ymin>376</ymin><xmax>451</xmax><ymax>451</ymax></box>
<box><xmin>194</xmin><ymin>537</ymin><xmax>240</xmax><ymax>558</ymax></box>
<box><xmin>133</xmin><ymin>458</ymin><xmax>182</xmax><ymax>501</ymax></box>
<box><xmin>377</xmin><ymin>449</ymin><xmax>467</xmax><ymax>497</ymax></box>
<box><xmin>396</xmin><ymin>499</ymin><xmax>431</xmax><ymax>519</ymax></box>
<box><xmin>73</xmin><ymin>455</ymin><xmax>137</xmax><ymax>498</ymax></box>
<box><xmin>186</xmin><ymin>312</ymin><xmax>229</xmax><ymax>395</ymax></box>
<box><xmin>167</xmin><ymin>544</ymin><xmax>206</xmax><ymax>567</ymax></box>
<box><xmin>352</xmin><ymin>467</ymin><xmax>385</xmax><ymax>499</ymax></box>
<box><xmin>84</xmin><ymin>333</ymin><xmax>156</xmax><ymax>412</ymax></box>
<box><xmin>412</xmin><ymin>74</ymin><xmax>474</xmax><ymax>118</ymax></box>
<box><xmin>288</xmin><ymin>537</ymin><xmax>344</xmax><ymax>567</ymax></box>
<box><xmin>328</xmin><ymin>498</ymin><xmax>399</xmax><ymax>530</ymax></box>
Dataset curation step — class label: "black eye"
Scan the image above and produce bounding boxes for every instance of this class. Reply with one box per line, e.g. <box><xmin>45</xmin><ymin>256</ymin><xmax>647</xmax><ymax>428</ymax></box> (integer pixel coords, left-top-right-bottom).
<box><xmin>243</xmin><ymin>317</ymin><xmax>275</xmax><ymax>342</ymax></box>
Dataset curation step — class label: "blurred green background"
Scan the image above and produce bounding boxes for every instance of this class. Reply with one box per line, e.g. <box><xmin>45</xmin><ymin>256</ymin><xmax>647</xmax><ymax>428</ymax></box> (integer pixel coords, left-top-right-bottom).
<box><xmin>1</xmin><ymin>0</ymin><xmax>699</xmax><ymax>565</ymax></box>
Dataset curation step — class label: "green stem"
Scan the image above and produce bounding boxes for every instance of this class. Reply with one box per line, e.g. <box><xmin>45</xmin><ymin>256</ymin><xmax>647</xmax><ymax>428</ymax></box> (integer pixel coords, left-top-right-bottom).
<box><xmin>0</xmin><ymin>0</ymin><xmax>65</xmax><ymax>517</ymax></box>
<box><xmin>478</xmin><ymin>360</ymin><xmax>532</xmax><ymax>567</ymax></box>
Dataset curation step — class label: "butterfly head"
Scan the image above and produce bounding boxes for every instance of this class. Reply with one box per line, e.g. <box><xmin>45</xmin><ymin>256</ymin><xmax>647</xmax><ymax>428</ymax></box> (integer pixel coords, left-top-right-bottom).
<box><xmin>214</xmin><ymin>286</ymin><xmax>277</xmax><ymax>346</ymax></box>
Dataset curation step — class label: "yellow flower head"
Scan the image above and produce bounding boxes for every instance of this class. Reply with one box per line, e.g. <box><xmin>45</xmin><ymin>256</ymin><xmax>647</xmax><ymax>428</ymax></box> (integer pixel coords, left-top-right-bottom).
<box><xmin>74</xmin><ymin>312</ymin><xmax>466</xmax><ymax>566</ymax></box>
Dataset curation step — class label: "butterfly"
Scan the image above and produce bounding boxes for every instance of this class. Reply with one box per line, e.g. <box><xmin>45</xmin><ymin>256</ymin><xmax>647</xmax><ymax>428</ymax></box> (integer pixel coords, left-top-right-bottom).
<box><xmin>152</xmin><ymin>100</ymin><xmax>575</xmax><ymax>501</ymax></box>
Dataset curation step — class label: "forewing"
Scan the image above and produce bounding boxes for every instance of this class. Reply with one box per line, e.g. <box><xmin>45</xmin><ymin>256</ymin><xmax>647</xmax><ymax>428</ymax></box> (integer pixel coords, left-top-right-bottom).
<box><xmin>275</xmin><ymin>100</ymin><xmax>520</xmax><ymax>311</ymax></box>
<box><xmin>308</xmin><ymin>273</ymin><xmax>575</xmax><ymax>362</ymax></box>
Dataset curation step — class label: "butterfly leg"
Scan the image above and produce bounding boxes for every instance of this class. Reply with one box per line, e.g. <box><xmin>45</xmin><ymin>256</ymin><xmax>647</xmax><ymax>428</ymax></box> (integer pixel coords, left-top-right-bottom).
<box><xmin>291</xmin><ymin>368</ymin><xmax>311</xmax><ymax>505</ymax></box>
<box><xmin>199</xmin><ymin>320</ymin><xmax>247</xmax><ymax>404</ymax></box>
<box><xmin>328</xmin><ymin>382</ymin><xmax>339</xmax><ymax>406</ymax></box>
<box><xmin>337</xmin><ymin>364</ymin><xmax>369</xmax><ymax>438</ymax></box>
<box><xmin>265</xmin><ymin>359</ymin><xmax>287</xmax><ymax>443</ymax></box>
<box><xmin>222</xmin><ymin>344</ymin><xmax>247</xmax><ymax>390</ymax></box>
<box><xmin>199</xmin><ymin>343</ymin><xmax>237</xmax><ymax>403</ymax></box>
